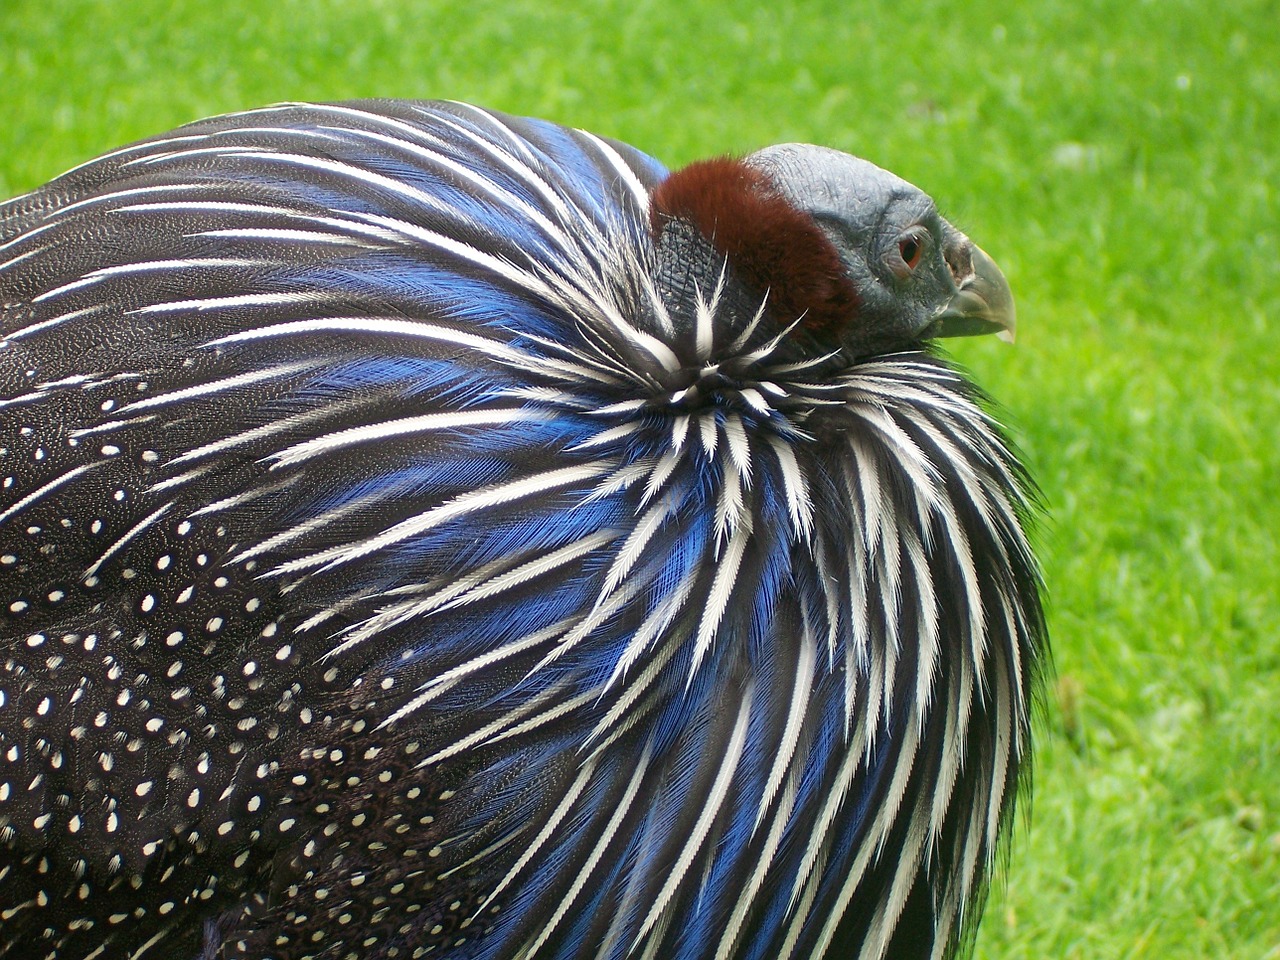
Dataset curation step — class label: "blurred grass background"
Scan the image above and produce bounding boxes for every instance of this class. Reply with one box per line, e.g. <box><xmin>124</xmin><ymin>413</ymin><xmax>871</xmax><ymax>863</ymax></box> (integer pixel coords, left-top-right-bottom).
<box><xmin>2</xmin><ymin>0</ymin><xmax>1277</xmax><ymax>955</ymax></box>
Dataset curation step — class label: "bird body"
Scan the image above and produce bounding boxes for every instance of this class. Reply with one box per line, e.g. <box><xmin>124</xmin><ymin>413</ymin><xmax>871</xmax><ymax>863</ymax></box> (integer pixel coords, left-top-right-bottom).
<box><xmin>0</xmin><ymin>100</ymin><xmax>1044</xmax><ymax>960</ymax></box>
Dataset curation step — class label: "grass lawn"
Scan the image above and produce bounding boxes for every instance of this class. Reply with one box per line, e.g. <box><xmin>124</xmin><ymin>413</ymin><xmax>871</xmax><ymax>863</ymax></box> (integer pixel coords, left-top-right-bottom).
<box><xmin>3</xmin><ymin>0</ymin><xmax>1277</xmax><ymax>955</ymax></box>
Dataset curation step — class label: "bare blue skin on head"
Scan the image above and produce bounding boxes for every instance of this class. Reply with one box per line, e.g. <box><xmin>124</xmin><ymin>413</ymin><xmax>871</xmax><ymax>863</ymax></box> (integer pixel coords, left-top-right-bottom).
<box><xmin>747</xmin><ymin>143</ymin><xmax>1015</xmax><ymax>352</ymax></box>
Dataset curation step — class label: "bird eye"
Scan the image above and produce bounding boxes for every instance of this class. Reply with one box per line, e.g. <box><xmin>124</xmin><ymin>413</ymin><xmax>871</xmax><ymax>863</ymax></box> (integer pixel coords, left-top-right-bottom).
<box><xmin>886</xmin><ymin>228</ymin><xmax>929</xmax><ymax>280</ymax></box>
<box><xmin>899</xmin><ymin>235</ymin><xmax>923</xmax><ymax>271</ymax></box>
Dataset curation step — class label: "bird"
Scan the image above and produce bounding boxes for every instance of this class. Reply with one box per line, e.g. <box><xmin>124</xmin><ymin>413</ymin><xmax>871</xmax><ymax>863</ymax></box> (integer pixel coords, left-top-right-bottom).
<box><xmin>0</xmin><ymin>99</ymin><xmax>1045</xmax><ymax>960</ymax></box>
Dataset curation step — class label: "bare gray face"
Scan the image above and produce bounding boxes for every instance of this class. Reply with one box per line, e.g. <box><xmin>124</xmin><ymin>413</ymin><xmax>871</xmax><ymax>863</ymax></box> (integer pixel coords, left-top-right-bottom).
<box><xmin>745</xmin><ymin>144</ymin><xmax>1015</xmax><ymax>352</ymax></box>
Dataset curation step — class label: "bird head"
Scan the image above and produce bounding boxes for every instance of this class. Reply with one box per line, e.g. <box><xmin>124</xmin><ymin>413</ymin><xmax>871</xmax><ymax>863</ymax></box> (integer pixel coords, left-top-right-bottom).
<box><xmin>650</xmin><ymin>143</ymin><xmax>1015</xmax><ymax>361</ymax></box>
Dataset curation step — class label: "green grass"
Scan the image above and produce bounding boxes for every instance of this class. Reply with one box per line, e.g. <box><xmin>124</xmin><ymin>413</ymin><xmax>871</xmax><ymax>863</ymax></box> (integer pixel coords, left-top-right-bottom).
<box><xmin>3</xmin><ymin>0</ymin><xmax>1277</xmax><ymax>955</ymax></box>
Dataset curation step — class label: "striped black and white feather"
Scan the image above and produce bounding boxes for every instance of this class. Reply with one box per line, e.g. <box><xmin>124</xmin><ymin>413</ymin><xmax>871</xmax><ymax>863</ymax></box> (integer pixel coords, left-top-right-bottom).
<box><xmin>0</xmin><ymin>100</ymin><xmax>1044</xmax><ymax>960</ymax></box>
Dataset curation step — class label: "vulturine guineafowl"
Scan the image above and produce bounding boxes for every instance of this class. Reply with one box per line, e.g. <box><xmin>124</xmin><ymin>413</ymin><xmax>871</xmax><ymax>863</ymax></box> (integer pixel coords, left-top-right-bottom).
<box><xmin>0</xmin><ymin>100</ymin><xmax>1045</xmax><ymax>960</ymax></box>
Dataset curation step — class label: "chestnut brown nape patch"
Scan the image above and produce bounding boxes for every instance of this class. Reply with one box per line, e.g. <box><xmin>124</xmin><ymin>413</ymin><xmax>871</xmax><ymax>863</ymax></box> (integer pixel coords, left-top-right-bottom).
<box><xmin>650</xmin><ymin>157</ymin><xmax>860</xmax><ymax>336</ymax></box>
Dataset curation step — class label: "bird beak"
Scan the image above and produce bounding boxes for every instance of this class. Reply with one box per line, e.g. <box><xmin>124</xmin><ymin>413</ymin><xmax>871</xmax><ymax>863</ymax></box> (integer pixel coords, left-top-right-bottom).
<box><xmin>925</xmin><ymin>241</ymin><xmax>1017</xmax><ymax>344</ymax></box>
